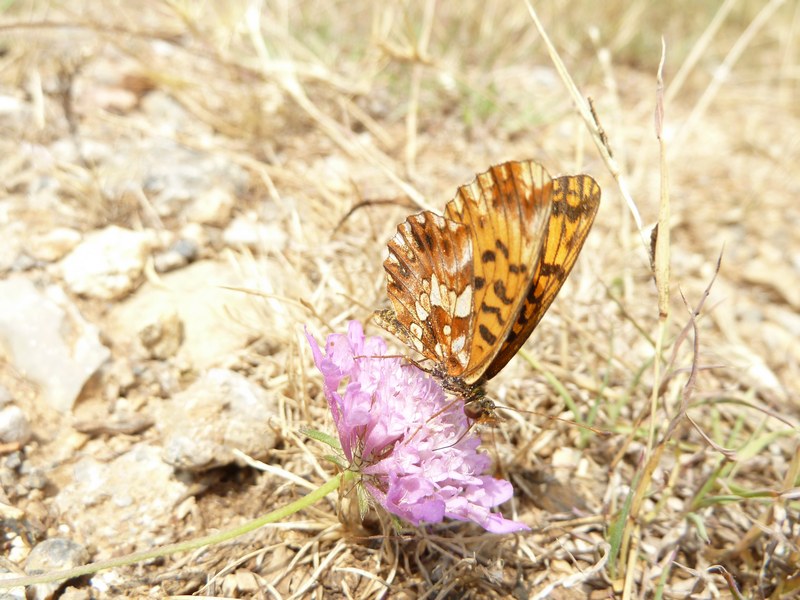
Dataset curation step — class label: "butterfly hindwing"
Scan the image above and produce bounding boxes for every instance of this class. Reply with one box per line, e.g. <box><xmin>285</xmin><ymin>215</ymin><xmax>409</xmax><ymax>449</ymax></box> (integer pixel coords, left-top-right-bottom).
<box><xmin>383</xmin><ymin>211</ymin><xmax>475</xmax><ymax>374</ymax></box>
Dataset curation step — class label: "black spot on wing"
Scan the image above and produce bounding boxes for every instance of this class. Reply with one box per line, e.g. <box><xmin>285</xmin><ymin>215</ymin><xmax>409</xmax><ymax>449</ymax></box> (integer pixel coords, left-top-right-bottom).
<box><xmin>409</xmin><ymin>224</ymin><xmax>426</xmax><ymax>252</ymax></box>
<box><xmin>480</xmin><ymin>301</ymin><xmax>505</xmax><ymax>326</ymax></box>
<box><xmin>495</xmin><ymin>238</ymin><xmax>509</xmax><ymax>259</ymax></box>
<box><xmin>442</xmin><ymin>237</ymin><xmax>452</xmax><ymax>257</ymax></box>
<box><xmin>493</xmin><ymin>280</ymin><xmax>513</xmax><ymax>305</ymax></box>
<box><xmin>539</xmin><ymin>263</ymin><xmax>566</xmax><ymax>278</ymax></box>
<box><xmin>479</xmin><ymin>324</ymin><xmax>497</xmax><ymax>345</ymax></box>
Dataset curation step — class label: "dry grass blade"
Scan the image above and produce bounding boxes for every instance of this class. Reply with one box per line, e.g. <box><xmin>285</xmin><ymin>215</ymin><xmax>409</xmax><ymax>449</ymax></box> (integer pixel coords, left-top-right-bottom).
<box><xmin>524</xmin><ymin>0</ymin><xmax>646</xmax><ymax>249</ymax></box>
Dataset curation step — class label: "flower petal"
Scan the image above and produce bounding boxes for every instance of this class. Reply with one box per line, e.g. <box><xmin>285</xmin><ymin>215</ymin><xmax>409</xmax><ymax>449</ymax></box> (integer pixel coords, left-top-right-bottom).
<box><xmin>306</xmin><ymin>321</ymin><xmax>528</xmax><ymax>533</ymax></box>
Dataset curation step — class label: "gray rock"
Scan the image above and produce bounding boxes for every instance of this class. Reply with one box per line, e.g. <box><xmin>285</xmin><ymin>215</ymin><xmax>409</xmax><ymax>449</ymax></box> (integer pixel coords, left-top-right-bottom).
<box><xmin>4</xmin><ymin>451</ymin><xmax>22</xmax><ymax>471</ymax></box>
<box><xmin>171</xmin><ymin>238</ymin><xmax>200</xmax><ymax>262</ymax></box>
<box><xmin>158</xmin><ymin>368</ymin><xmax>278</xmax><ymax>471</ymax></box>
<box><xmin>23</xmin><ymin>468</ymin><xmax>48</xmax><ymax>491</ymax></box>
<box><xmin>107</xmin><ymin>259</ymin><xmax>271</xmax><ymax>370</ymax></box>
<box><xmin>60</xmin><ymin>226</ymin><xmax>151</xmax><ymax>299</ymax></box>
<box><xmin>9</xmin><ymin>253</ymin><xmax>36</xmax><ymax>272</ymax></box>
<box><xmin>153</xmin><ymin>238</ymin><xmax>199</xmax><ymax>273</ymax></box>
<box><xmin>0</xmin><ymin>279</ymin><xmax>110</xmax><ymax>413</ymax></box>
<box><xmin>53</xmin><ymin>444</ymin><xmax>188</xmax><ymax>559</ymax></box>
<box><xmin>92</xmin><ymin>114</ymin><xmax>249</xmax><ymax>220</ymax></box>
<box><xmin>25</xmin><ymin>538</ymin><xmax>89</xmax><ymax>600</ymax></box>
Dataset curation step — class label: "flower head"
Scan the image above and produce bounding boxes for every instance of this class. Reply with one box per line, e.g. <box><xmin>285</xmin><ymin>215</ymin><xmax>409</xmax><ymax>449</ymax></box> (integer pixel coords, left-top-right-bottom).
<box><xmin>306</xmin><ymin>321</ymin><xmax>528</xmax><ymax>534</ymax></box>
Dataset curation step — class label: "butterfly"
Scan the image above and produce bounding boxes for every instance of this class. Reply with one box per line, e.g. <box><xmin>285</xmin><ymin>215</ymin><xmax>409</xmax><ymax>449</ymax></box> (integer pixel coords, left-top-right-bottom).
<box><xmin>375</xmin><ymin>160</ymin><xmax>601</xmax><ymax>420</ymax></box>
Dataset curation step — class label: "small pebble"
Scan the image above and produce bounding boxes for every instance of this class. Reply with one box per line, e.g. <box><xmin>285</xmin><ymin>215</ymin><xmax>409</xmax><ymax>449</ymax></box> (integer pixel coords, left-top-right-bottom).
<box><xmin>0</xmin><ymin>406</ymin><xmax>31</xmax><ymax>445</ymax></box>
<box><xmin>25</xmin><ymin>538</ymin><xmax>89</xmax><ymax>600</ymax></box>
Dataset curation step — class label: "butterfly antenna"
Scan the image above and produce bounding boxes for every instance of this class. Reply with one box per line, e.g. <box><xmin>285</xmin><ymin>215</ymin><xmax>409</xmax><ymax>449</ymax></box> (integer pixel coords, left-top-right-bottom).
<box><xmin>333</xmin><ymin>197</ymin><xmax>418</xmax><ymax>234</ymax></box>
<box><xmin>492</xmin><ymin>403</ymin><xmax>610</xmax><ymax>437</ymax></box>
<box><xmin>352</xmin><ymin>353</ymin><xmax>430</xmax><ymax>375</ymax></box>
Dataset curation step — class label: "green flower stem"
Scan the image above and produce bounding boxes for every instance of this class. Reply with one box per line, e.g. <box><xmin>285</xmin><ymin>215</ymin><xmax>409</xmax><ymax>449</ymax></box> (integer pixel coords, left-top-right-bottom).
<box><xmin>1</xmin><ymin>471</ymin><xmax>351</xmax><ymax>590</ymax></box>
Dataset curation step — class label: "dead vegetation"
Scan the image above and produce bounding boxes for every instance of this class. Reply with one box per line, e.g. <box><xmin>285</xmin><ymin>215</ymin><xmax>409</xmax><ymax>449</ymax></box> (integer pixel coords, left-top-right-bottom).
<box><xmin>1</xmin><ymin>0</ymin><xmax>798</xmax><ymax>598</ymax></box>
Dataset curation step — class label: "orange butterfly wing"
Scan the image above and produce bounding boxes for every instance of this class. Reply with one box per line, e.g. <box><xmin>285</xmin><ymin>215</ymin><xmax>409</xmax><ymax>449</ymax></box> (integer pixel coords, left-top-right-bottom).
<box><xmin>443</xmin><ymin>160</ymin><xmax>553</xmax><ymax>384</ymax></box>
<box><xmin>481</xmin><ymin>173</ymin><xmax>601</xmax><ymax>380</ymax></box>
<box><xmin>381</xmin><ymin>211</ymin><xmax>476</xmax><ymax>376</ymax></box>
<box><xmin>379</xmin><ymin>160</ymin><xmax>601</xmax><ymax>390</ymax></box>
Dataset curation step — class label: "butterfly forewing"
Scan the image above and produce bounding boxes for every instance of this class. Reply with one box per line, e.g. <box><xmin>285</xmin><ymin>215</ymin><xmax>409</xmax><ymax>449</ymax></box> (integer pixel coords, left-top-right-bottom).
<box><xmin>383</xmin><ymin>211</ymin><xmax>475</xmax><ymax>374</ymax></box>
<box><xmin>443</xmin><ymin>160</ymin><xmax>553</xmax><ymax>384</ymax></box>
<box><xmin>481</xmin><ymin>173</ymin><xmax>601</xmax><ymax>380</ymax></box>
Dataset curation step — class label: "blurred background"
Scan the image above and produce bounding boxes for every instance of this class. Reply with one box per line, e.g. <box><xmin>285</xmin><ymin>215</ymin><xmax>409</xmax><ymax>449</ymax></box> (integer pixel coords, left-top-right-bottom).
<box><xmin>0</xmin><ymin>1</ymin><xmax>797</xmax><ymax>597</ymax></box>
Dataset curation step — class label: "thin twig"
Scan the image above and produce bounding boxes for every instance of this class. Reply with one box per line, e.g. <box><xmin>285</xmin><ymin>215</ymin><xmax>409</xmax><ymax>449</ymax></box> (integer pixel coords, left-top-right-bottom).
<box><xmin>524</xmin><ymin>1</ymin><xmax>646</xmax><ymax>255</ymax></box>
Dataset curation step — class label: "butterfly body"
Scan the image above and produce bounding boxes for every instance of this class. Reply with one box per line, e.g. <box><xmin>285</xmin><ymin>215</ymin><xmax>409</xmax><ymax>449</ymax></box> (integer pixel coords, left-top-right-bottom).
<box><xmin>377</xmin><ymin>160</ymin><xmax>601</xmax><ymax>417</ymax></box>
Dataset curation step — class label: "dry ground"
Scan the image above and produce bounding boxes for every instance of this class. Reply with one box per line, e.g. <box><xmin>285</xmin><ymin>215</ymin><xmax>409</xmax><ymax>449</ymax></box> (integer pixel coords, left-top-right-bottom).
<box><xmin>1</xmin><ymin>1</ymin><xmax>798</xmax><ymax>598</ymax></box>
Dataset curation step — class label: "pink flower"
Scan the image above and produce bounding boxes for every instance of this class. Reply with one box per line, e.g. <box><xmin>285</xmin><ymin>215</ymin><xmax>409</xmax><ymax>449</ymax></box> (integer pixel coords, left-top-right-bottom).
<box><xmin>305</xmin><ymin>321</ymin><xmax>528</xmax><ymax>534</ymax></box>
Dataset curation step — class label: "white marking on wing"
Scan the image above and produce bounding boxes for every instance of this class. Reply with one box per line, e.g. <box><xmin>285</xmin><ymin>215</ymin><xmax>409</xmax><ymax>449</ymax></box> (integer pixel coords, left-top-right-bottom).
<box><xmin>419</xmin><ymin>291</ymin><xmax>431</xmax><ymax>313</ymax></box>
<box><xmin>456</xmin><ymin>349</ymin><xmax>469</xmax><ymax>367</ymax></box>
<box><xmin>454</xmin><ymin>285</ymin><xmax>473</xmax><ymax>318</ymax></box>
<box><xmin>451</xmin><ymin>334</ymin><xmax>465</xmax><ymax>353</ymax></box>
<box><xmin>430</xmin><ymin>273</ymin><xmax>443</xmax><ymax>307</ymax></box>
<box><xmin>415</xmin><ymin>301</ymin><xmax>429</xmax><ymax>322</ymax></box>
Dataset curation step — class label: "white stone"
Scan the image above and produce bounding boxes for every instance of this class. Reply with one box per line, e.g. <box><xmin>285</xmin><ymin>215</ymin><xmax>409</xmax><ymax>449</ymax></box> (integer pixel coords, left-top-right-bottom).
<box><xmin>26</xmin><ymin>227</ymin><xmax>82</xmax><ymax>262</ymax></box>
<box><xmin>185</xmin><ymin>186</ymin><xmax>235</xmax><ymax>226</ymax></box>
<box><xmin>106</xmin><ymin>259</ymin><xmax>274</xmax><ymax>370</ymax></box>
<box><xmin>60</xmin><ymin>226</ymin><xmax>151</xmax><ymax>299</ymax></box>
<box><xmin>157</xmin><ymin>369</ymin><xmax>279</xmax><ymax>471</ymax></box>
<box><xmin>0</xmin><ymin>94</ymin><xmax>24</xmax><ymax>114</ymax></box>
<box><xmin>0</xmin><ymin>406</ymin><xmax>31</xmax><ymax>445</ymax></box>
<box><xmin>0</xmin><ymin>279</ymin><xmax>110</xmax><ymax>413</ymax></box>
<box><xmin>25</xmin><ymin>538</ymin><xmax>89</xmax><ymax>600</ymax></box>
<box><xmin>53</xmin><ymin>444</ymin><xmax>187</xmax><ymax>560</ymax></box>
<box><xmin>223</xmin><ymin>215</ymin><xmax>288</xmax><ymax>253</ymax></box>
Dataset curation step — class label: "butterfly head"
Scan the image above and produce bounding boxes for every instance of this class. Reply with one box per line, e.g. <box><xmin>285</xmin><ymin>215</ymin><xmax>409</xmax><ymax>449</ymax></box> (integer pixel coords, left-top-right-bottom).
<box><xmin>463</xmin><ymin>396</ymin><xmax>498</xmax><ymax>424</ymax></box>
<box><xmin>435</xmin><ymin>371</ymin><xmax>498</xmax><ymax>423</ymax></box>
